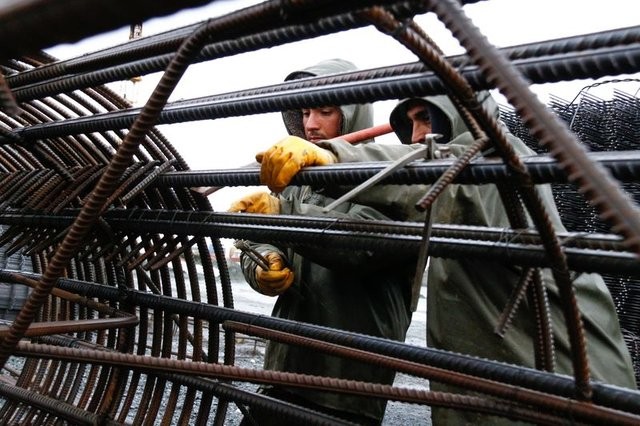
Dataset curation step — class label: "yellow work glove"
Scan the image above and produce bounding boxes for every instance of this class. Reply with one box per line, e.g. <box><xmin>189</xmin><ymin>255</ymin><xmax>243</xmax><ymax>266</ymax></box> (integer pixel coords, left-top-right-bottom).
<box><xmin>255</xmin><ymin>252</ymin><xmax>294</xmax><ymax>296</ymax></box>
<box><xmin>256</xmin><ymin>135</ymin><xmax>337</xmax><ymax>193</ymax></box>
<box><xmin>227</xmin><ymin>191</ymin><xmax>280</xmax><ymax>214</ymax></box>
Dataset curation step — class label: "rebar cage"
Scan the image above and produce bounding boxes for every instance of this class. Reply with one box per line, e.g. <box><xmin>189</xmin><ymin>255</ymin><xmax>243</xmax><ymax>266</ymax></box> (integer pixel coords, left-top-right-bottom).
<box><xmin>1</xmin><ymin>1</ymin><xmax>640</xmax><ymax>425</ymax></box>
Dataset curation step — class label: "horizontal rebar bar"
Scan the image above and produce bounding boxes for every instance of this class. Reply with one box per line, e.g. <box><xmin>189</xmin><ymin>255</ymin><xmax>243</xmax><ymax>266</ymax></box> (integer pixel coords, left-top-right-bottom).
<box><xmin>5</xmin><ymin>44</ymin><xmax>640</xmax><ymax>143</ymax></box>
<box><xmin>152</xmin><ymin>150</ymin><xmax>640</xmax><ymax>189</ymax></box>
<box><xmin>0</xmin><ymin>210</ymin><xmax>636</xmax><ymax>275</ymax></box>
<box><xmin>6</xmin><ymin>270</ymin><xmax>638</xmax><ymax>416</ymax></box>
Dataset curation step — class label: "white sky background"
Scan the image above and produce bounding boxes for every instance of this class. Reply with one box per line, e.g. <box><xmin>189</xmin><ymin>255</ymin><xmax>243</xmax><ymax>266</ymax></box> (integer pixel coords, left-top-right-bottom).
<box><xmin>45</xmin><ymin>0</ymin><xmax>640</xmax><ymax>211</ymax></box>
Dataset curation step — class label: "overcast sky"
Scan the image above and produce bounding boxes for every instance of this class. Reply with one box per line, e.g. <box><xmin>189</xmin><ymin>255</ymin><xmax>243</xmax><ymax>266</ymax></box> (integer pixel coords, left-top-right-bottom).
<box><xmin>46</xmin><ymin>0</ymin><xmax>640</xmax><ymax>211</ymax></box>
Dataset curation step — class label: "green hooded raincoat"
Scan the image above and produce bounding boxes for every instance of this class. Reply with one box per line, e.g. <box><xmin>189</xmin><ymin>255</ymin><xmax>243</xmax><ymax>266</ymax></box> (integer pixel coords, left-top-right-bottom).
<box><xmin>240</xmin><ymin>59</ymin><xmax>414</xmax><ymax>424</ymax></box>
<box><xmin>317</xmin><ymin>94</ymin><xmax>637</xmax><ymax>424</ymax></box>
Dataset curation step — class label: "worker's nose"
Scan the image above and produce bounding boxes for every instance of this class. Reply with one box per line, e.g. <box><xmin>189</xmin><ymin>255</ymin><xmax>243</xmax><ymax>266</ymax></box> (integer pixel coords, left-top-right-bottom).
<box><xmin>305</xmin><ymin>111</ymin><xmax>320</xmax><ymax>130</ymax></box>
<box><xmin>411</xmin><ymin>121</ymin><xmax>432</xmax><ymax>144</ymax></box>
<box><xmin>411</xmin><ymin>124</ymin><xmax>425</xmax><ymax>144</ymax></box>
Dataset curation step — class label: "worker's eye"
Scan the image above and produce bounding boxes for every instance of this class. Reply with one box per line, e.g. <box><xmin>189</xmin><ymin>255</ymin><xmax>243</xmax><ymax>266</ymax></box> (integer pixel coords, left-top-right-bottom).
<box><xmin>320</xmin><ymin>108</ymin><xmax>337</xmax><ymax>116</ymax></box>
<box><xmin>301</xmin><ymin>109</ymin><xmax>310</xmax><ymax>117</ymax></box>
<box><xmin>415</xmin><ymin>111</ymin><xmax>430</xmax><ymax>123</ymax></box>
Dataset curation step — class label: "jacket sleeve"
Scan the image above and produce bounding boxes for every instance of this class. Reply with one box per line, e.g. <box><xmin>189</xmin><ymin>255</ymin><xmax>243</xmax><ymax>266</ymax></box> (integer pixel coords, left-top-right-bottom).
<box><xmin>317</xmin><ymin>136</ymin><xmax>565</xmax><ymax>229</ymax></box>
<box><xmin>316</xmin><ymin>137</ymin><xmax>500</xmax><ymax>224</ymax></box>
<box><xmin>317</xmin><ymin>138</ymin><xmax>423</xmax><ymax>162</ymax></box>
<box><xmin>239</xmin><ymin>241</ymin><xmax>286</xmax><ymax>295</ymax></box>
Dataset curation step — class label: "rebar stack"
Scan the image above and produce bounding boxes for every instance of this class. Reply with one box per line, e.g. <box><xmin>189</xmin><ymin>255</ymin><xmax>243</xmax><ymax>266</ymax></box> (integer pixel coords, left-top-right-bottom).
<box><xmin>1</xmin><ymin>0</ymin><xmax>640</xmax><ymax>424</ymax></box>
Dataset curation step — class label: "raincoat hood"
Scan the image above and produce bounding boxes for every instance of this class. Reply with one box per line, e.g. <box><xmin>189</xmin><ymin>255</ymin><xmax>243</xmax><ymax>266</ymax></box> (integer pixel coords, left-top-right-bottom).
<box><xmin>389</xmin><ymin>91</ymin><xmax>500</xmax><ymax>144</ymax></box>
<box><xmin>282</xmin><ymin>58</ymin><xmax>374</xmax><ymax>139</ymax></box>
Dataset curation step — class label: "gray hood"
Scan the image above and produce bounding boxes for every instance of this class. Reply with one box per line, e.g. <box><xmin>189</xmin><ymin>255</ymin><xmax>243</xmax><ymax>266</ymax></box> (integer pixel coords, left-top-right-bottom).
<box><xmin>389</xmin><ymin>91</ymin><xmax>501</xmax><ymax>144</ymax></box>
<box><xmin>282</xmin><ymin>58</ymin><xmax>374</xmax><ymax>139</ymax></box>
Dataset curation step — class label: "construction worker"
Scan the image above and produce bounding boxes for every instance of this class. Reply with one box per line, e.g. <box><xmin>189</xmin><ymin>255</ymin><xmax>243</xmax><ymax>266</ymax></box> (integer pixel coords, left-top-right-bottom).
<box><xmin>229</xmin><ymin>59</ymin><xmax>415</xmax><ymax>425</ymax></box>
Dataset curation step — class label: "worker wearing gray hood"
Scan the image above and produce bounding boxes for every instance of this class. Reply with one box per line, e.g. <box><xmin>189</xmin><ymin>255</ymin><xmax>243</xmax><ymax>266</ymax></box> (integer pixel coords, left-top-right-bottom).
<box><xmin>281</xmin><ymin>58</ymin><xmax>374</xmax><ymax>141</ymax></box>
<box><xmin>321</xmin><ymin>93</ymin><xmax>636</xmax><ymax>424</ymax></box>
<box><xmin>233</xmin><ymin>59</ymin><xmax>414</xmax><ymax>425</ymax></box>
<box><xmin>255</xmin><ymin>91</ymin><xmax>637</xmax><ymax>424</ymax></box>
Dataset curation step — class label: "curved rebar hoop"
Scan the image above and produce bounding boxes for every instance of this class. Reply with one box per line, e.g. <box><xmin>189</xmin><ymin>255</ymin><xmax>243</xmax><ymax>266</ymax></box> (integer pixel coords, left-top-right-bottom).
<box><xmin>0</xmin><ymin>19</ymin><xmax>220</xmax><ymax>367</ymax></box>
<box><xmin>0</xmin><ymin>17</ymin><xmax>238</xmax><ymax>423</ymax></box>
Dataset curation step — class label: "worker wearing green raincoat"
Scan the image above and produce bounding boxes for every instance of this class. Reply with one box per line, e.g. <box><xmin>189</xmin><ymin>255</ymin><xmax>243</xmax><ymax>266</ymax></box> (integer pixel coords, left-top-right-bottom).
<box><xmin>230</xmin><ymin>59</ymin><xmax>415</xmax><ymax>425</ymax></box>
<box><xmin>257</xmin><ymin>92</ymin><xmax>637</xmax><ymax>424</ymax></box>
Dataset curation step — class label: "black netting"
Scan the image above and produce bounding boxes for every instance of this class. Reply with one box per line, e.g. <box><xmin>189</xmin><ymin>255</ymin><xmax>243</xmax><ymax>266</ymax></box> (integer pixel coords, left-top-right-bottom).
<box><xmin>502</xmin><ymin>90</ymin><xmax>640</xmax><ymax>383</ymax></box>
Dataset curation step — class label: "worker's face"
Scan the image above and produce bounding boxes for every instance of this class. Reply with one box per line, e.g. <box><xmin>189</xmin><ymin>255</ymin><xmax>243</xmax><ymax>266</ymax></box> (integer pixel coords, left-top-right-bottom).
<box><xmin>406</xmin><ymin>104</ymin><xmax>432</xmax><ymax>144</ymax></box>
<box><xmin>302</xmin><ymin>106</ymin><xmax>342</xmax><ymax>143</ymax></box>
